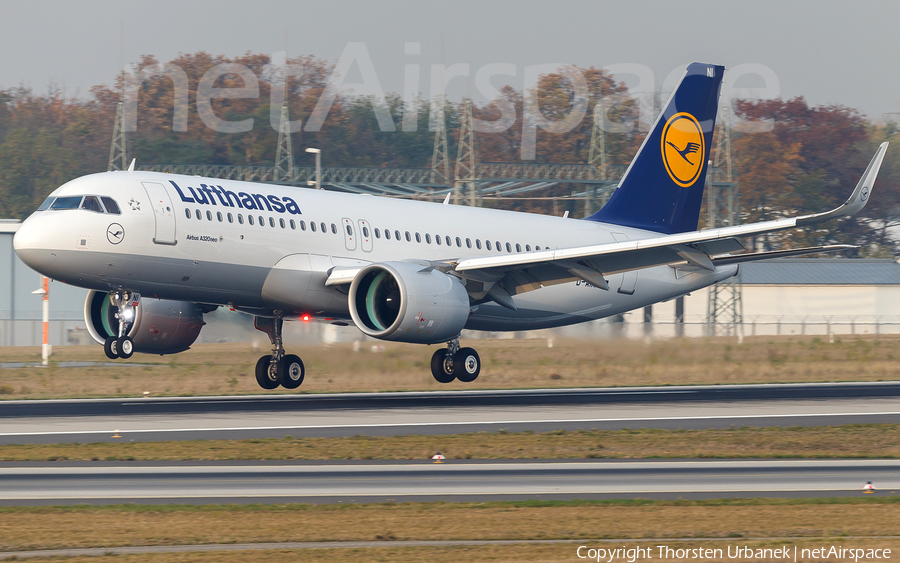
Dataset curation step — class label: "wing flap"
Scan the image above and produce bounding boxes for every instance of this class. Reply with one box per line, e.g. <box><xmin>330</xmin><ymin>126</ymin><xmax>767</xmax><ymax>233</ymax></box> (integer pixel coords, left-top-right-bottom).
<box><xmin>324</xmin><ymin>266</ymin><xmax>363</xmax><ymax>287</ymax></box>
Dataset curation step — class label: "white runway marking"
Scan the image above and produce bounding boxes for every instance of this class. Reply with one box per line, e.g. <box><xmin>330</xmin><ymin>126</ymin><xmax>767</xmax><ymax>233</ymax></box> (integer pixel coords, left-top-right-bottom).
<box><xmin>2</xmin><ymin>410</ymin><xmax>900</xmax><ymax>437</ymax></box>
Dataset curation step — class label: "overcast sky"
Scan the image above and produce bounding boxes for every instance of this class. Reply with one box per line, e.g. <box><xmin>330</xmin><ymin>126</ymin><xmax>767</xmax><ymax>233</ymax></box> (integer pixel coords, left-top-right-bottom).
<box><xmin>1</xmin><ymin>0</ymin><xmax>898</xmax><ymax>120</ymax></box>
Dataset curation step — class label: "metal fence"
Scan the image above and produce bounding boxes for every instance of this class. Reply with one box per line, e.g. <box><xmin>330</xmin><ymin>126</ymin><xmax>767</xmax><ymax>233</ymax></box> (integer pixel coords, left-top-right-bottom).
<box><xmin>2</xmin><ymin>315</ymin><xmax>899</xmax><ymax>349</ymax></box>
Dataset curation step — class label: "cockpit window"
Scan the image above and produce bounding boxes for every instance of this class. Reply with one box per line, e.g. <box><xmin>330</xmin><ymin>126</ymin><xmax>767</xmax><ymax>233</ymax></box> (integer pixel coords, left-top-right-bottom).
<box><xmin>81</xmin><ymin>196</ymin><xmax>104</xmax><ymax>213</ymax></box>
<box><xmin>101</xmin><ymin>197</ymin><xmax>121</xmax><ymax>215</ymax></box>
<box><xmin>50</xmin><ymin>196</ymin><xmax>83</xmax><ymax>210</ymax></box>
<box><xmin>36</xmin><ymin>197</ymin><xmax>55</xmax><ymax>211</ymax></box>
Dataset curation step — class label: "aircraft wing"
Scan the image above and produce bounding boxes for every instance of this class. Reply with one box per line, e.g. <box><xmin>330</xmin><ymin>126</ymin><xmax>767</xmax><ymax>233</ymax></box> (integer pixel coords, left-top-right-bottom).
<box><xmin>325</xmin><ymin>143</ymin><xmax>886</xmax><ymax>303</ymax></box>
<box><xmin>451</xmin><ymin>142</ymin><xmax>888</xmax><ymax>301</ymax></box>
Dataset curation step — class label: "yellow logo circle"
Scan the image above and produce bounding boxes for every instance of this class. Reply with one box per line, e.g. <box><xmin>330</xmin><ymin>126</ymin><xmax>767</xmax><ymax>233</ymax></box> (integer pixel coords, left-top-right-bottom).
<box><xmin>661</xmin><ymin>112</ymin><xmax>705</xmax><ymax>188</ymax></box>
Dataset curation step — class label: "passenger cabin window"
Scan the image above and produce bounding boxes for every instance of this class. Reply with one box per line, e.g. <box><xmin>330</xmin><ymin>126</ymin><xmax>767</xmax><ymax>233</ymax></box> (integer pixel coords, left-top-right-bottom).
<box><xmin>476</xmin><ymin>239</ymin><xmax>482</xmax><ymax>249</ymax></box>
<box><xmin>385</xmin><ymin>230</ymin><xmax>391</xmax><ymax>240</ymax></box>
<box><xmin>374</xmin><ymin>228</ymin><xmax>381</xmax><ymax>238</ymax></box>
<box><xmin>259</xmin><ymin>216</ymin><xmax>264</xmax><ymax>226</ymax></box>
<box><xmin>466</xmin><ymin>238</ymin><xmax>472</xmax><ymax>248</ymax></box>
<box><xmin>486</xmin><ymin>240</ymin><xmax>492</xmax><ymax>250</ymax></box>
<box><xmin>238</xmin><ymin>214</ymin><xmax>244</xmax><ymax>224</ymax></box>
<box><xmin>395</xmin><ymin>230</ymin><xmax>401</xmax><ymax>240</ymax></box>
<box><xmin>269</xmin><ymin>217</ymin><xmax>276</xmax><ymax>228</ymax></box>
<box><xmin>363</xmin><ymin>226</ymin><xmax>369</xmax><ymax>237</ymax></box>
<box><xmin>290</xmin><ymin>219</ymin><xmax>295</xmax><ymax>229</ymax></box>
<box><xmin>300</xmin><ymin>220</ymin><xmax>306</xmax><ymax>230</ymax></box>
<box><xmin>310</xmin><ymin>222</ymin><xmax>316</xmax><ymax>232</ymax></box>
<box><xmin>248</xmin><ymin>215</ymin><xmax>254</xmax><ymax>225</ymax></box>
<box><xmin>195</xmin><ymin>210</ymin><xmax>202</xmax><ymax>220</ymax></box>
<box><xmin>456</xmin><ymin>237</ymin><xmax>462</xmax><ymax>247</ymax></box>
<box><xmin>446</xmin><ymin>236</ymin><xmax>451</xmax><ymax>246</ymax></box>
<box><xmin>415</xmin><ymin>232</ymin><xmax>421</xmax><ymax>243</ymax></box>
<box><xmin>228</xmin><ymin>213</ymin><xmax>233</xmax><ymax>223</ymax></box>
<box><xmin>101</xmin><ymin>197</ymin><xmax>121</xmax><ymax>214</ymax></box>
<box><xmin>217</xmin><ymin>212</ymin><xmax>223</xmax><ymax>222</ymax></box>
<box><xmin>426</xmin><ymin>234</ymin><xmax>432</xmax><ymax>244</ymax></box>
<box><xmin>329</xmin><ymin>223</ymin><xmax>335</xmax><ymax>234</ymax></box>
<box><xmin>185</xmin><ymin>209</ymin><xmax>191</xmax><ymax>219</ymax></box>
<box><xmin>346</xmin><ymin>225</ymin><xmax>353</xmax><ymax>236</ymax></box>
<box><xmin>206</xmin><ymin>211</ymin><xmax>213</xmax><ymax>221</ymax></box>
<box><xmin>496</xmin><ymin>241</ymin><xmax>502</xmax><ymax>253</ymax></box>
<box><xmin>405</xmin><ymin>231</ymin><xmax>411</xmax><ymax>242</ymax></box>
<box><xmin>506</xmin><ymin>243</ymin><xmax>512</xmax><ymax>253</ymax></box>
<box><xmin>280</xmin><ymin>218</ymin><xmax>285</xmax><ymax>229</ymax></box>
<box><xmin>50</xmin><ymin>196</ymin><xmax>82</xmax><ymax>210</ymax></box>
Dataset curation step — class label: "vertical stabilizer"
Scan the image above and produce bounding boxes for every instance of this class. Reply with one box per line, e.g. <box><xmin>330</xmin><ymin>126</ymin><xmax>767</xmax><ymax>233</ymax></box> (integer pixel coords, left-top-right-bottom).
<box><xmin>588</xmin><ymin>63</ymin><xmax>724</xmax><ymax>233</ymax></box>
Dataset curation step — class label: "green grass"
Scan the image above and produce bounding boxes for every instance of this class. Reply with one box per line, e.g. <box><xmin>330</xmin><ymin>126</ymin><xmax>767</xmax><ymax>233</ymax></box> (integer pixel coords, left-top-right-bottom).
<box><xmin>3</xmin><ymin>424</ymin><xmax>900</xmax><ymax>461</ymax></box>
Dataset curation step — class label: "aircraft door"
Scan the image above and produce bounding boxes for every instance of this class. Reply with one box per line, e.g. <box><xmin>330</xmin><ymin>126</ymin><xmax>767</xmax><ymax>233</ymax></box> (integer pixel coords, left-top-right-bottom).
<box><xmin>341</xmin><ymin>218</ymin><xmax>357</xmax><ymax>251</ymax></box>
<box><xmin>612</xmin><ymin>232</ymin><xmax>637</xmax><ymax>294</ymax></box>
<box><xmin>141</xmin><ymin>182</ymin><xmax>177</xmax><ymax>245</ymax></box>
<box><xmin>358</xmin><ymin>219</ymin><xmax>373</xmax><ymax>252</ymax></box>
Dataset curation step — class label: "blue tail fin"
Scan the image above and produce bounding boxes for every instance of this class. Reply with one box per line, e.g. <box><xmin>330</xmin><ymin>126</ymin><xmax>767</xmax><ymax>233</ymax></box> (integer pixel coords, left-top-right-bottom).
<box><xmin>587</xmin><ymin>62</ymin><xmax>724</xmax><ymax>234</ymax></box>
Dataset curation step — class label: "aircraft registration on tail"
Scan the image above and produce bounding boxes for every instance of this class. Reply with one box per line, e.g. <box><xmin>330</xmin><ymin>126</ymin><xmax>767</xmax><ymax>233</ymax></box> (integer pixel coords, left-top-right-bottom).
<box><xmin>13</xmin><ymin>63</ymin><xmax>889</xmax><ymax>389</ymax></box>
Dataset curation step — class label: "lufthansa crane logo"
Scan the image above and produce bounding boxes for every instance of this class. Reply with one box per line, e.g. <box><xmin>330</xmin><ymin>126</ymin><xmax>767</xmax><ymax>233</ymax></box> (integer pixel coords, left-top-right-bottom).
<box><xmin>661</xmin><ymin>112</ymin><xmax>705</xmax><ymax>188</ymax></box>
<box><xmin>107</xmin><ymin>223</ymin><xmax>125</xmax><ymax>245</ymax></box>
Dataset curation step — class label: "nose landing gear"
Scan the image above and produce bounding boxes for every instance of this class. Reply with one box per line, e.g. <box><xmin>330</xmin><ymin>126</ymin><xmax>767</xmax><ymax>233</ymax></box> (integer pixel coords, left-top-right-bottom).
<box><xmin>253</xmin><ymin>313</ymin><xmax>305</xmax><ymax>390</ymax></box>
<box><xmin>103</xmin><ymin>290</ymin><xmax>136</xmax><ymax>360</ymax></box>
<box><xmin>430</xmin><ymin>337</ymin><xmax>480</xmax><ymax>384</ymax></box>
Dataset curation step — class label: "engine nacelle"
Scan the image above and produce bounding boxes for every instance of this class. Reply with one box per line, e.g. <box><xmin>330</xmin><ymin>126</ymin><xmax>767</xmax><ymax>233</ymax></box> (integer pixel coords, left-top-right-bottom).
<box><xmin>83</xmin><ymin>291</ymin><xmax>205</xmax><ymax>355</ymax></box>
<box><xmin>349</xmin><ymin>262</ymin><xmax>470</xmax><ymax>344</ymax></box>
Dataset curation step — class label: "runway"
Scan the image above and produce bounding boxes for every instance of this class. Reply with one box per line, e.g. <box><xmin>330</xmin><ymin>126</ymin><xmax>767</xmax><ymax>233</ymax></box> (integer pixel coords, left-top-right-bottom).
<box><xmin>0</xmin><ymin>382</ymin><xmax>898</xmax><ymax>444</ymax></box>
<box><xmin>0</xmin><ymin>459</ymin><xmax>896</xmax><ymax>506</ymax></box>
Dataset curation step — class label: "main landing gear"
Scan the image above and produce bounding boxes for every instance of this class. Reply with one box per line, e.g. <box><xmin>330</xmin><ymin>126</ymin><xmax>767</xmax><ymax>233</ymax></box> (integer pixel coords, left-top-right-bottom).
<box><xmin>253</xmin><ymin>313</ymin><xmax>305</xmax><ymax>390</ymax></box>
<box><xmin>430</xmin><ymin>337</ymin><xmax>481</xmax><ymax>384</ymax></box>
<box><xmin>103</xmin><ymin>290</ymin><xmax>136</xmax><ymax>360</ymax></box>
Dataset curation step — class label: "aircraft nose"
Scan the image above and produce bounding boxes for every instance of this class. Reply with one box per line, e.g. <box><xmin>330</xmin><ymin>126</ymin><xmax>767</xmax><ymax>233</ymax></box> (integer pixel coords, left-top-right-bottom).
<box><xmin>13</xmin><ymin>216</ymin><xmax>53</xmax><ymax>273</ymax></box>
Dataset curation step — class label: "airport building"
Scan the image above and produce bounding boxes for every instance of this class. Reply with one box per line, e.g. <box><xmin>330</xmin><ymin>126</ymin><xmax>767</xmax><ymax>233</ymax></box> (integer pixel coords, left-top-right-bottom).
<box><xmin>3</xmin><ymin>218</ymin><xmax>900</xmax><ymax>347</ymax></box>
<box><xmin>614</xmin><ymin>258</ymin><xmax>900</xmax><ymax>339</ymax></box>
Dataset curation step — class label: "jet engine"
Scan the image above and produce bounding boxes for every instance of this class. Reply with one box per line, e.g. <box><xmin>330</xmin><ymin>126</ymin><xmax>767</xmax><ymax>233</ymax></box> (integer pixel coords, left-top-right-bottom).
<box><xmin>83</xmin><ymin>290</ymin><xmax>205</xmax><ymax>355</ymax></box>
<box><xmin>349</xmin><ymin>262</ymin><xmax>470</xmax><ymax>344</ymax></box>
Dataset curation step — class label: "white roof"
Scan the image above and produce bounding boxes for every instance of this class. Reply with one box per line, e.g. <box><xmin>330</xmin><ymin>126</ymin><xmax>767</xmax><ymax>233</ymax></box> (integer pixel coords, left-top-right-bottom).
<box><xmin>0</xmin><ymin>220</ymin><xmax>21</xmax><ymax>234</ymax></box>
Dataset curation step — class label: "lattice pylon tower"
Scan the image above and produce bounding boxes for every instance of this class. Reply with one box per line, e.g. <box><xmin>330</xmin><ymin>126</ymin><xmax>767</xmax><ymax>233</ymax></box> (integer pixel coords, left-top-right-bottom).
<box><xmin>585</xmin><ymin>101</ymin><xmax>609</xmax><ymax>216</ymax></box>
<box><xmin>274</xmin><ymin>101</ymin><xmax>294</xmax><ymax>183</ymax></box>
<box><xmin>706</xmin><ymin>106</ymin><xmax>743</xmax><ymax>337</ymax></box>
<box><xmin>454</xmin><ymin>98</ymin><xmax>478</xmax><ymax>206</ymax></box>
<box><xmin>430</xmin><ymin>96</ymin><xmax>450</xmax><ymax>193</ymax></box>
<box><xmin>108</xmin><ymin>101</ymin><xmax>127</xmax><ymax>172</ymax></box>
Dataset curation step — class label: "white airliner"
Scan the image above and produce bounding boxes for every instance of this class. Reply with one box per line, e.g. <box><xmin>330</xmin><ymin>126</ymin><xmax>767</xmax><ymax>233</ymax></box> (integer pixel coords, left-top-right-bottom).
<box><xmin>13</xmin><ymin>63</ymin><xmax>889</xmax><ymax>390</ymax></box>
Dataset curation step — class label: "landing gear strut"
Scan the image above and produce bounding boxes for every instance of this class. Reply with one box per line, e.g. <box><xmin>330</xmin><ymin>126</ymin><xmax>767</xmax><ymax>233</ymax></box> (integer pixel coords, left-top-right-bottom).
<box><xmin>430</xmin><ymin>337</ymin><xmax>480</xmax><ymax>384</ymax></box>
<box><xmin>103</xmin><ymin>290</ymin><xmax>136</xmax><ymax>360</ymax></box>
<box><xmin>254</xmin><ymin>313</ymin><xmax>305</xmax><ymax>390</ymax></box>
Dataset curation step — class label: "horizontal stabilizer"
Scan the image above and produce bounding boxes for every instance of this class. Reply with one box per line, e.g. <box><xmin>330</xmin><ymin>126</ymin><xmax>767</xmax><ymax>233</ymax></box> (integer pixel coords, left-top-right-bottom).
<box><xmin>712</xmin><ymin>245</ymin><xmax>857</xmax><ymax>266</ymax></box>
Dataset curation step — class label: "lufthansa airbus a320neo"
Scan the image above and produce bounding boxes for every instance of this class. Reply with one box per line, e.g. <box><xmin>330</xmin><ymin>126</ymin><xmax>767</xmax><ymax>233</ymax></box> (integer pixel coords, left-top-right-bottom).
<box><xmin>13</xmin><ymin>63</ymin><xmax>889</xmax><ymax>389</ymax></box>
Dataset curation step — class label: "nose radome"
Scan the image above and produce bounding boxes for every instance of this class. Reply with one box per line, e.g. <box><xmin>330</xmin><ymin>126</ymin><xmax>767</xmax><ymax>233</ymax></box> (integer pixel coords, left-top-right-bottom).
<box><xmin>13</xmin><ymin>216</ymin><xmax>51</xmax><ymax>272</ymax></box>
<box><xmin>13</xmin><ymin>217</ymin><xmax>41</xmax><ymax>253</ymax></box>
